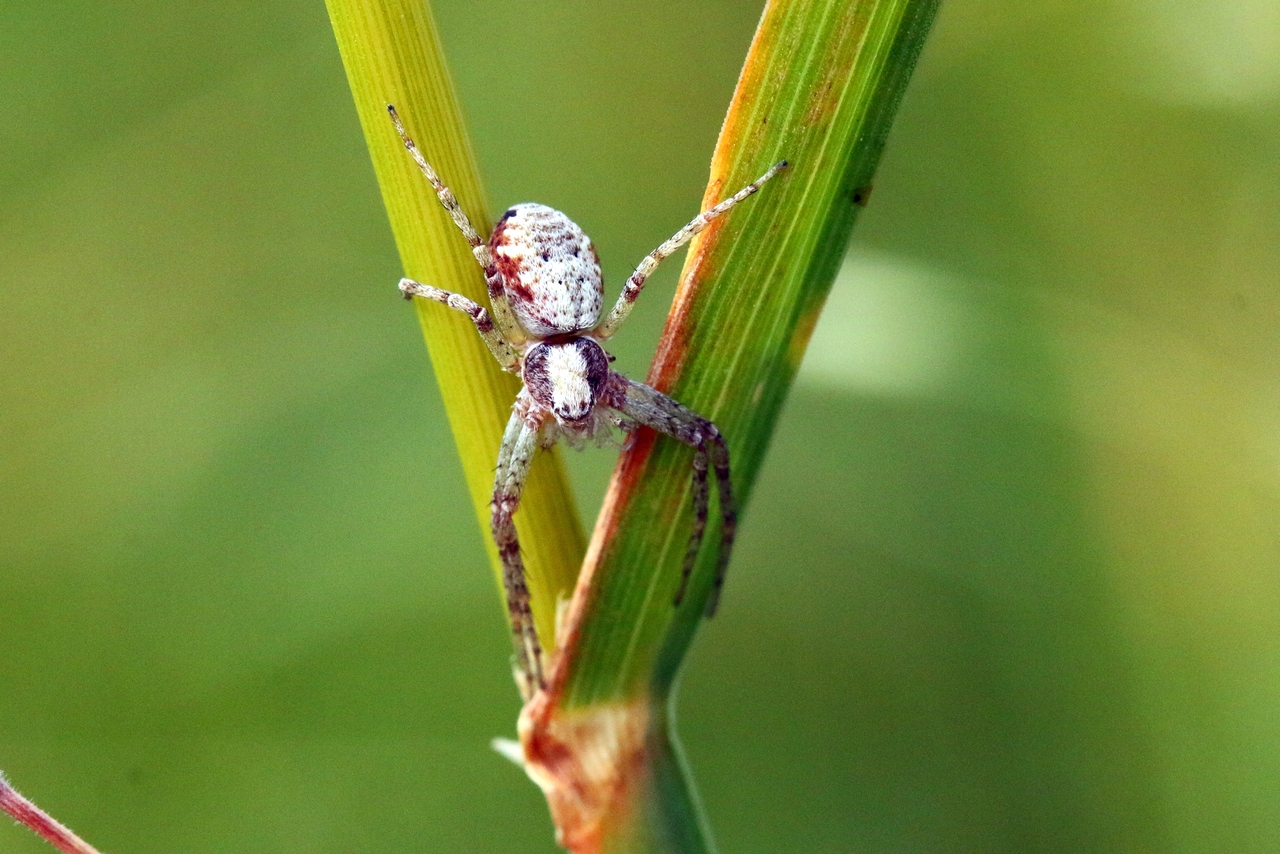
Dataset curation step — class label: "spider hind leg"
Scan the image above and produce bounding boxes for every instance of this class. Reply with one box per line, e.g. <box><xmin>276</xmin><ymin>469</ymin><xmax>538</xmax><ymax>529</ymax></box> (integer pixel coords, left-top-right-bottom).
<box><xmin>398</xmin><ymin>278</ymin><xmax>520</xmax><ymax>371</ymax></box>
<box><xmin>595</xmin><ymin>159</ymin><xmax>787</xmax><ymax>340</ymax></box>
<box><xmin>388</xmin><ymin>105</ymin><xmax>525</xmax><ymax>345</ymax></box>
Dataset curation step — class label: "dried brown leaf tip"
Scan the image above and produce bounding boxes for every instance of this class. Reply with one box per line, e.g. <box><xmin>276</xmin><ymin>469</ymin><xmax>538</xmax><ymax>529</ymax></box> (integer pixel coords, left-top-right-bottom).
<box><xmin>517</xmin><ymin>694</ymin><xmax>651</xmax><ymax>854</ymax></box>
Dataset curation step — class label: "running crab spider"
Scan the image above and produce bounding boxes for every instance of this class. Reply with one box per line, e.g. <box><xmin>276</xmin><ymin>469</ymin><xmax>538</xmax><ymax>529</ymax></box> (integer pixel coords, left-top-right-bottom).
<box><xmin>389</xmin><ymin>105</ymin><xmax>785</xmax><ymax>697</ymax></box>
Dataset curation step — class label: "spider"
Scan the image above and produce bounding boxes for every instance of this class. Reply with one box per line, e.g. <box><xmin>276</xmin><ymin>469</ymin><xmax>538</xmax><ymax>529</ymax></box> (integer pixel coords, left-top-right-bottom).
<box><xmin>388</xmin><ymin>106</ymin><xmax>785</xmax><ymax>694</ymax></box>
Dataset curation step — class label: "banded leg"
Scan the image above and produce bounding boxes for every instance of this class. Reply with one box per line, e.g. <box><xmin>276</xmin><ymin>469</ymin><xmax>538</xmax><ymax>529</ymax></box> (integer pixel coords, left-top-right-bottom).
<box><xmin>675</xmin><ymin>444</ymin><xmax>710</xmax><ymax>607</ymax></box>
<box><xmin>613</xmin><ymin>377</ymin><xmax>737</xmax><ymax>616</ymax></box>
<box><xmin>398</xmin><ymin>278</ymin><xmax>519</xmax><ymax>371</ymax></box>
<box><xmin>492</xmin><ymin>409</ymin><xmax>546</xmax><ymax>697</ymax></box>
<box><xmin>594</xmin><ymin>160</ymin><xmax>788</xmax><ymax>340</ymax></box>
<box><xmin>703</xmin><ymin>427</ymin><xmax>735</xmax><ymax>616</ymax></box>
<box><xmin>388</xmin><ymin>105</ymin><xmax>525</xmax><ymax>344</ymax></box>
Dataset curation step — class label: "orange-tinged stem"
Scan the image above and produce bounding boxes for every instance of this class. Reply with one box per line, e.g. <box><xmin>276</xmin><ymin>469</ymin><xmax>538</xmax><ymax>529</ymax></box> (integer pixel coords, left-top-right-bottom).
<box><xmin>519</xmin><ymin>0</ymin><xmax>942</xmax><ymax>850</ymax></box>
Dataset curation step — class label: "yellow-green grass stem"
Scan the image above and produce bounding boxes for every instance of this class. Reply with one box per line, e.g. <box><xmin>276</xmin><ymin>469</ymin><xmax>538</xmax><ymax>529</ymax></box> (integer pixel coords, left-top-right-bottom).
<box><xmin>325</xmin><ymin>0</ymin><xmax>584</xmax><ymax>652</ymax></box>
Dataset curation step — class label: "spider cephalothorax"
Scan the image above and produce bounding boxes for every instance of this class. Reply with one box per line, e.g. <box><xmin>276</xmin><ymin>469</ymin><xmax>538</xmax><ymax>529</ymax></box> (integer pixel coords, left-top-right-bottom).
<box><xmin>388</xmin><ymin>105</ymin><xmax>784</xmax><ymax>697</ymax></box>
<box><xmin>522</xmin><ymin>339</ymin><xmax>612</xmax><ymax>424</ymax></box>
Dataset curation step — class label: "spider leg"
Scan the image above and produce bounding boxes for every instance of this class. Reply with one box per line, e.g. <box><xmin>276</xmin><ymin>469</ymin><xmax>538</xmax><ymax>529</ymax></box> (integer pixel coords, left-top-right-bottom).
<box><xmin>388</xmin><ymin>105</ymin><xmax>525</xmax><ymax>345</ymax></box>
<box><xmin>612</xmin><ymin>377</ymin><xmax>737</xmax><ymax>616</ymax></box>
<box><xmin>673</xmin><ymin>444</ymin><xmax>710</xmax><ymax>607</ymax></box>
<box><xmin>704</xmin><ymin>427</ymin><xmax>735</xmax><ymax>617</ymax></box>
<box><xmin>492</xmin><ymin>408</ymin><xmax>546</xmax><ymax>697</ymax></box>
<box><xmin>398</xmin><ymin>278</ymin><xmax>519</xmax><ymax>371</ymax></box>
<box><xmin>594</xmin><ymin>160</ymin><xmax>788</xmax><ymax>340</ymax></box>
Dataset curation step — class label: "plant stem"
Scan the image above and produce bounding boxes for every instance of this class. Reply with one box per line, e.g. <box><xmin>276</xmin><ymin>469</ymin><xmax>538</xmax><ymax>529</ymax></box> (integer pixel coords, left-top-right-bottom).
<box><xmin>0</xmin><ymin>775</ymin><xmax>103</xmax><ymax>854</ymax></box>
<box><xmin>327</xmin><ymin>0</ymin><xmax>939</xmax><ymax>850</ymax></box>
<box><xmin>324</xmin><ymin>0</ymin><xmax>584</xmax><ymax>652</ymax></box>
<box><xmin>522</xmin><ymin>0</ymin><xmax>942</xmax><ymax>850</ymax></box>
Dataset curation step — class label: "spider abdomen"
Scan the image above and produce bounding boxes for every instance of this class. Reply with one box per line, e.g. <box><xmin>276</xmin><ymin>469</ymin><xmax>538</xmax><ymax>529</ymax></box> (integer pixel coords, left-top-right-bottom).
<box><xmin>490</xmin><ymin>204</ymin><xmax>603</xmax><ymax>337</ymax></box>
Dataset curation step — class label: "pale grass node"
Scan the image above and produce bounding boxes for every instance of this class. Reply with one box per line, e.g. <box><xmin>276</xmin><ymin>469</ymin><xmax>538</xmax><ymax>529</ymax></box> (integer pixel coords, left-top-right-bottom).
<box><xmin>388</xmin><ymin>105</ymin><xmax>786</xmax><ymax>698</ymax></box>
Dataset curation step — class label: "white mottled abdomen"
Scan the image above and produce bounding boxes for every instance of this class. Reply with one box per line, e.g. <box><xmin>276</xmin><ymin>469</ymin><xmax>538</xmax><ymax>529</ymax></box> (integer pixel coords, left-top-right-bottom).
<box><xmin>490</xmin><ymin>203</ymin><xmax>604</xmax><ymax>337</ymax></box>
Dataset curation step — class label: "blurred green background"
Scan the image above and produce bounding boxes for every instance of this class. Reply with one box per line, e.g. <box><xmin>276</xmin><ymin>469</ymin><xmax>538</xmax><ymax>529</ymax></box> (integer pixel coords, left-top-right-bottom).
<box><xmin>3</xmin><ymin>1</ymin><xmax>1279</xmax><ymax>851</ymax></box>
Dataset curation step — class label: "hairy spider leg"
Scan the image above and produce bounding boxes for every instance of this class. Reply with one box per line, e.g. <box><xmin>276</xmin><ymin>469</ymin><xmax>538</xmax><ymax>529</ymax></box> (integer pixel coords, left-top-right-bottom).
<box><xmin>680</xmin><ymin>444</ymin><xmax>710</xmax><ymax>605</ymax></box>
<box><xmin>703</xmin><ymin>432</ymin><xmax>735</xmax><ymax>616</ymax></box>
<box><xmin>388</xmin><ymin>105</ymin><xmax>525</xmax><ymax>345</ymax></box>
<box><xmin>614</xmin><ymin>378</ymin><xmax>737</xmax><ymax>617</ymax></box>
<box><xmin>398</xmin><ymin>278</ymin><xmax>520</xmax><ymax>371</ymax></box>
<box><xmin>594</xmin><ymin>160</ymin><xmax>789</xmax><ymax>340</ymax></box>
<box><xmin>492</xmin><ymin>407</ymin><xmax>547</xmax><ymax>697</ymax></box>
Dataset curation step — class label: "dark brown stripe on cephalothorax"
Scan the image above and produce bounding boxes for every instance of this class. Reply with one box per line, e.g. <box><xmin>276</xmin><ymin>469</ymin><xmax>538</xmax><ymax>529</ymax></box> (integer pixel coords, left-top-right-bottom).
<box><xmin>522</xmin><ymin>343</ymin><xmax>554</xmax><ymax>408</ymax></box>
<box><xmin>575</xmin><ymin>337</ymin><xmax>610</xmax><ymax>400</ymax></box>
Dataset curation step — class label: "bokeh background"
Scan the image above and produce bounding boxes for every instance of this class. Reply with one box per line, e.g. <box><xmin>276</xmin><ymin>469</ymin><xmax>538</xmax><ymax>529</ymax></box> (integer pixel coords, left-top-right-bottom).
<box><xmin>3</xmin><ymin>1</ymin><xmax>1279</xmax><ymax>851</ymax></box>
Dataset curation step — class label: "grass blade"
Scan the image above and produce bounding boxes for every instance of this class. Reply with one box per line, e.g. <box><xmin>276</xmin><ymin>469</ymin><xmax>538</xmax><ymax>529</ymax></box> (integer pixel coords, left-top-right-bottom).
<box><xmin>561</xmin><ymin>0</ymin><xmax>940</xmax><ymax>710</ymax></box>
<box><xmin>521</xmin><ymin>0</ymin><xmax>942</xmax><ymax>850</ymax></box>
<box><xmin>325</xmin><ymin>0</ymin><xmax>585</xmax><ymax>651</ymax></box>
<box><xmin>0</xmin><ymin>775</ymin><xmax>103</xmax><ymax>854</ymax></box>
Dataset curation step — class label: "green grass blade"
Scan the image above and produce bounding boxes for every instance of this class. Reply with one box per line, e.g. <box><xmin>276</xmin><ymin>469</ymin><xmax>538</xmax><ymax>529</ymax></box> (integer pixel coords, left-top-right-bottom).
<box><xmin>325</xmin><ymin>0</ymin><xmax>584</xmax><ymax>651</ymax></box>
<box><xmin>519</xmin><ymin>1</ymin><xmax>941</xmax><ymax>850</ymax></box>
<box><xmin>558</xmin><ymin>0</ymin><xmax>941</xmax><ymax>707</ymax></box>
<box><xmin>328</xmin><ymin>1</ymin><xmax>937</xmax><ymax>850</ymax></box>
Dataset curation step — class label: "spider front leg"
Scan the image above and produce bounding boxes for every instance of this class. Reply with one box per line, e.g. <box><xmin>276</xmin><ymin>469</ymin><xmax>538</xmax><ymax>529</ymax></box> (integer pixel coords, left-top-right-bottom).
<box><xmin>594</xmin><ymin>160</ymin><xmax>787</xmax><ymax>340</ymax></box>
<box><xmin>614</xmin><ymin>377</ymin><xmax>737</xmax><ymax>616</ymax></box>
<box><xmin>492</xmin><ymin>405</ymin><xmax>547</xmax><ymax>698</ymax></box>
